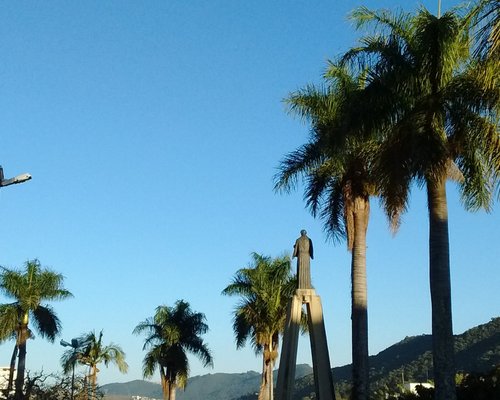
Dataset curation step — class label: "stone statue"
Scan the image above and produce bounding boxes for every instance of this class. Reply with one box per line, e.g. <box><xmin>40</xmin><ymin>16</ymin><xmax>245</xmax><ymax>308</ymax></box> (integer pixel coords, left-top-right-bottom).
<box><xmin>293</xmin><ymin>229</ymin><xmax>314</xmax><ymax>289</ymax></box>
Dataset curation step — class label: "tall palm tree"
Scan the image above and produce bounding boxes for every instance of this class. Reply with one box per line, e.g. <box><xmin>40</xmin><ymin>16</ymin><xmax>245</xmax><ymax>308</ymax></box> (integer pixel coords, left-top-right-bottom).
<box><xmin>342</xmin><ymin>6</ymin><xmax>499</xmax><ymax>400</ymax></box>
<box><xmin>133</xmin><ymin>300</ymin><xmax>213</xmax><ymax>400</ymax></box>
<box><xmin>222</xmin><ymin>253</ymin><xmax>300</xmax><ymax>400</ymax></box>
<box><xmin>60</xmin><ymin>330</ymin><xmax>128</xmax><ymax>399</ymax></box>
<box><xmin>275</xmin><ymin>65</ymin><xmax>385</xmax><ymax>400</ymax></box>
<box><xmin>0</xmin><ymin>259</ymin><xmax>72</xmax><ymax>399</ymax></box>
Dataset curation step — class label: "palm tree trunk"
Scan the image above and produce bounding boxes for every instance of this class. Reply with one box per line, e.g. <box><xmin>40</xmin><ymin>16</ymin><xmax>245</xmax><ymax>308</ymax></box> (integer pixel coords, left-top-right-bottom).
<box><xmin>270</xmin><ymin>335</ymin><xmax>279</xmax><ymax>400</ymax></box>
<box><xmin>6</xmin><ymin>343</ymin><xmax>18</xmax><ymax>396</ymax></box>
<box><xmin>160</xmin><ymin>370</ymin><xmax>168</xmax><ymax>400</ymax></box>
<box><xmin>90</xmin><ymin>365</ymin><xmax>98</xmax><ymax>400</ymax></box>
<box><xmin>427</xmin><ymin>177</ymin><xmax>456</xmax><ymax>400</ymax></box>
<box><xmin>14</xmin><ymin>319</ymin><xmax>29</xmax><ymax>400</ymax></box>
<box><xmin>162</xmin><ymin>369</ymin><xmax>176</xmax><ymax>400</ymax></box>
<box><xmin>166</xmin><ymin>371</ymin><xmax>176</xmax><ymax>400</ymax></box>
<box><xmin>351</xmin><ymin>196</ymin><xmax>370</xmax><ymax>400</ymax></box>
<box><xmin>258</xmin><ymin>344</ymin><xmax>272</xmax><ymax>400</ymax></box>
<box><xmin>269</xmin><ymin>338</ymin><xmax>275</xmax><ymax>400</ymax></box>
<box><xmin>269</xmin><ymin>357</ymin><xmax>274</xmax><ymax>400</ymax></box>
<box><xmin>83</xmin><ymin>374</ymin><xmax>89</xmax><ymax>400</ymax></box>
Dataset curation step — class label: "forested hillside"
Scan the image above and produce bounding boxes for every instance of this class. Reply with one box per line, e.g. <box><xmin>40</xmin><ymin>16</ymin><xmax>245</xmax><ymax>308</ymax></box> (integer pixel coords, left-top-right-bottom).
<box><xmin>102</xmin><ymin>365</ymin><xmax>313</xmax><ymax>400</ymax></box>
<box><xmin>103</xmin><ymin>318</ymin><xmax>499</xmax><ymax>400</ymax></box>
<box><xmin>292</xmin><ymin>317</ymin><xmax>500</xmax><ymax>400</ymax></box>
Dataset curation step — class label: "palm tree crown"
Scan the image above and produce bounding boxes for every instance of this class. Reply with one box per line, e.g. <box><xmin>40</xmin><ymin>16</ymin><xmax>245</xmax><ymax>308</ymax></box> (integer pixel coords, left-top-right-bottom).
<box><xmin>0</xmin><ymin>259</ymin><xmax>72</xmax><ymax>399</ymax></box>
<box><xmin>343</xmin><ymin>6</ymin><xmax>499</xmax><ymax>215</ymax></box>
<box><xmin>222</xmin><ymin>253</ymin><xmax>298</xmax><ymax>400</ymax></box>
<box><xmin>61</xmin><ymin>330</ymin><xmax>128</xmax><ymax>371</ymax></box>
<box><xmin>133</xmin><ymin>300</ymin><xmax>213</xmax><ymax>400</ymax></box>
<box><xmin>275</xmin><ymin>65</ymin><xmax>381</xmax><ymax>242</ymax></box>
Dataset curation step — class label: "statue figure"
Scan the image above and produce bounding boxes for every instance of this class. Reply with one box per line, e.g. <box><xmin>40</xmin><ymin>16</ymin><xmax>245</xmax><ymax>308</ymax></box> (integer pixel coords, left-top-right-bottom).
<box><xmin>293</xmin><ymin>229</ymin><xmax>314</xmax><ymax>289</ymax></box>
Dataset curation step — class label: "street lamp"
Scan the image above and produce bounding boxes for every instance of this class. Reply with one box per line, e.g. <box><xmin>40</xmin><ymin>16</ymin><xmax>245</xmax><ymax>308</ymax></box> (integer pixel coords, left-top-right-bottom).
<box><xmin>0</xmin><ymin>166</ymin><xmax>31</xmax><ymax>187</ymax></box>
<box><xmin>60</xmin><ymin>338</ymin><xmax>80</xmax><ymax>400</ymax></box>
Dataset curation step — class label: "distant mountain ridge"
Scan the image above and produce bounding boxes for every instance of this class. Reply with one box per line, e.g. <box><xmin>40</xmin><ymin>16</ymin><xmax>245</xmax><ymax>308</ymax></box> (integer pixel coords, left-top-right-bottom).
<box><xmin>102</xmin><ymin>317</ymin><xmax>499</xmax><ymax>400</ymax></box>
<box><xmin>102</xmin><ymin>364</ymin><xmax>313</xmax><ymax>400</ymax></box>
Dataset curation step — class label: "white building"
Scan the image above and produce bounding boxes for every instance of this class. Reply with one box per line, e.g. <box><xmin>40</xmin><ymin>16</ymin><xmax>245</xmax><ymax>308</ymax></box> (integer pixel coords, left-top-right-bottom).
<box><xmin>404</xmin><ymin>382</ymin><xmax>434</xmax><ymax>394</ymax></box>
<box><xmin>0</xmin><ymin>367</ymin><xmax>14</xmax><ymax>394</ymax></box>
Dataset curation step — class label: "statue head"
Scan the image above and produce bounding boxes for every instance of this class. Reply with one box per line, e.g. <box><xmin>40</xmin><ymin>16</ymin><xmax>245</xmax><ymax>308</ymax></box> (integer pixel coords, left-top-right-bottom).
<box><xmin>300</xmin><ymin>229</ymin><xmax>307</xmax><ymax>236</ymax></box>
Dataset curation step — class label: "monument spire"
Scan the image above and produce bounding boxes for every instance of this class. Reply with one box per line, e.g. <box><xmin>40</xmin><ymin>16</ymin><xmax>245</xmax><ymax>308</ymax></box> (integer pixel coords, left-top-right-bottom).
<box><xmin>276</xmin><ymin>230</ymin><xmax>336</xmax><ymax>400</ymax></box>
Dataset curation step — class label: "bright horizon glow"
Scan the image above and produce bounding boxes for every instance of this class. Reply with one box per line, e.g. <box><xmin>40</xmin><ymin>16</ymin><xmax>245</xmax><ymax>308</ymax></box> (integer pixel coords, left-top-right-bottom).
<box><xmin>0</xmin><ymin>0</ymin><xmax>498</xmax><ymax>386</ymax></box>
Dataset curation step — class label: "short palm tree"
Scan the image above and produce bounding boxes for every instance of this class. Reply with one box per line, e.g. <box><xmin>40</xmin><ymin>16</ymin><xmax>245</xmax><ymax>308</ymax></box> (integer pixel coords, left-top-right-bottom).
<box><xmin>133</xmin><ymin>300</ymin><xmax>213</xmax><ymax>400</ymax></box>
<box><xmin>60</xmin><ymin>330</ymin><xmax>128</xmax><ymax>399</ymax></box>
<box><xmin>0</xmin><ymin>259</ymin><xmax>72</xmax><ymax>399</ymax></box>
<box><xmin>222</xmin><ymin>253</ymin><xmax>299</xmax><ymax>400</ymax></box>
<box><xmin>275</xmin><ymin>65</ymin><xmax>384</xmax><ymax>400</ymax></box>
<box><xmin>342</xmin><ymin>6</ymin><xmax>499</xmax><ymax>400</ymax></box>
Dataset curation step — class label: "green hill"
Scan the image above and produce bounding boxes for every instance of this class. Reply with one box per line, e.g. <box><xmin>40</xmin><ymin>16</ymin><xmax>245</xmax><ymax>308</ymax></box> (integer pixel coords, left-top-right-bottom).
<box><xmin>293</xmin><ymin>317</ymin><xmax>500</xmax><ymax>399</ymax></box>
<box><xmin>102</xmin><ymin>379</ymin><xmax>163</xmax><ymax>399</ymax></box>
<box><xmin>102</xmin><ymin>364</ymin><xmax>312</xmax><ymax>400</ymax></box>
<box><xmin>103</xmin><ymin>318</ymin><xmax>499</xmax><ymax>400</ymax></box>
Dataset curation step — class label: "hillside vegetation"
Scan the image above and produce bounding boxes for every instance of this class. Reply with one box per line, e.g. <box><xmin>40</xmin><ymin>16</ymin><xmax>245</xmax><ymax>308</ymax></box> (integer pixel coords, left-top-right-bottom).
<box><xmin>102</xmin><ymin>318</ymin><xmax>499</xmax><ymax>400</ymax></box>
<box><xmin>102</xmin><ymin>365</ymin><xmax>312</xmax><ymax>400</ymax></box>
<box><xmin>293</xmin><ymin>317</ymin><xmax>500</xmax><ymax>399</ymax></box>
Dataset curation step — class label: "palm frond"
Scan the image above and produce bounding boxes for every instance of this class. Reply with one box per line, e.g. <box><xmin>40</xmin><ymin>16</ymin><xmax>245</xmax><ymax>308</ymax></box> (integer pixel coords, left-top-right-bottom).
<box><xmin>0</xmin><ymin>303</ymin><xmax>19</xmax><ymax>340</ymax></box>
<box><xmin>223</xmin><ymin>253</ymin><xmax>297</xmax><ymax>356</ymax></box>
<box><xmin>274</xmin><ymin>141</ymin><xmax>324</xmax><ymax>193</ymax></box>
<box><xmin>320</xmin><ymin>180</ymin><xmax>347</xmax><ymax>245</ymax></box>
<box><xmin>349</xmin><ymin>6</ymin><xmax>412</xmax><ymax>41</ymax></box>
<box><xmin>469</xmin><ymin>0</ymin><xmax>500</xmax><ymax>58</ymax></box>
<box><xmin>31</xmin><ymin>305</ymin><xmax>61</xmax><ymax>341</ymax></box>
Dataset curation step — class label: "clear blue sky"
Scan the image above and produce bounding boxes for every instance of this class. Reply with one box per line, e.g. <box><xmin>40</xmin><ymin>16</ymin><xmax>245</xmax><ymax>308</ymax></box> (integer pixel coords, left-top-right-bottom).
<box><xmin>1</xmin><ymin>0</ymin><xmax>498</xmax><ymax>386</ymax></box>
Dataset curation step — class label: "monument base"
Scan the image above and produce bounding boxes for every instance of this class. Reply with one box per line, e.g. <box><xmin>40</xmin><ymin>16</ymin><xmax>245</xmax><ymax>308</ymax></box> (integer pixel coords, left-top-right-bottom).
<box><xmin>276</xmin><ymin>288</ymin><xmax>335</xmax><ymax>400</ymax></box>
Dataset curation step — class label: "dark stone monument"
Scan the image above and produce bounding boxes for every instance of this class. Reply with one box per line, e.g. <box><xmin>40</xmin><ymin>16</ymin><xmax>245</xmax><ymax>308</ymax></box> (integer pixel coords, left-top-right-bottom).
<box><xmin>293</xmin><ymin>229</ymin><xmax>314</xmax><ymax>289</ymax></box>
<box><xmin>277</xmin><ymin>229</ymin><xmax>335</xmax><ymax>400</ymax></box>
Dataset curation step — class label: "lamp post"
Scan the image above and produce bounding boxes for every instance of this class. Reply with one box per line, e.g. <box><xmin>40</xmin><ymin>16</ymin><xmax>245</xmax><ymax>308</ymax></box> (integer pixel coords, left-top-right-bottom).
<box><xmin>60</xmin><ymin>338</ymin><xmax>80</xmax><ymax>400</ymax></box>
<box><xmin>0</xmin><ymin>166</ymin><xmax>31</xmax><ymax>187</ymax></box>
